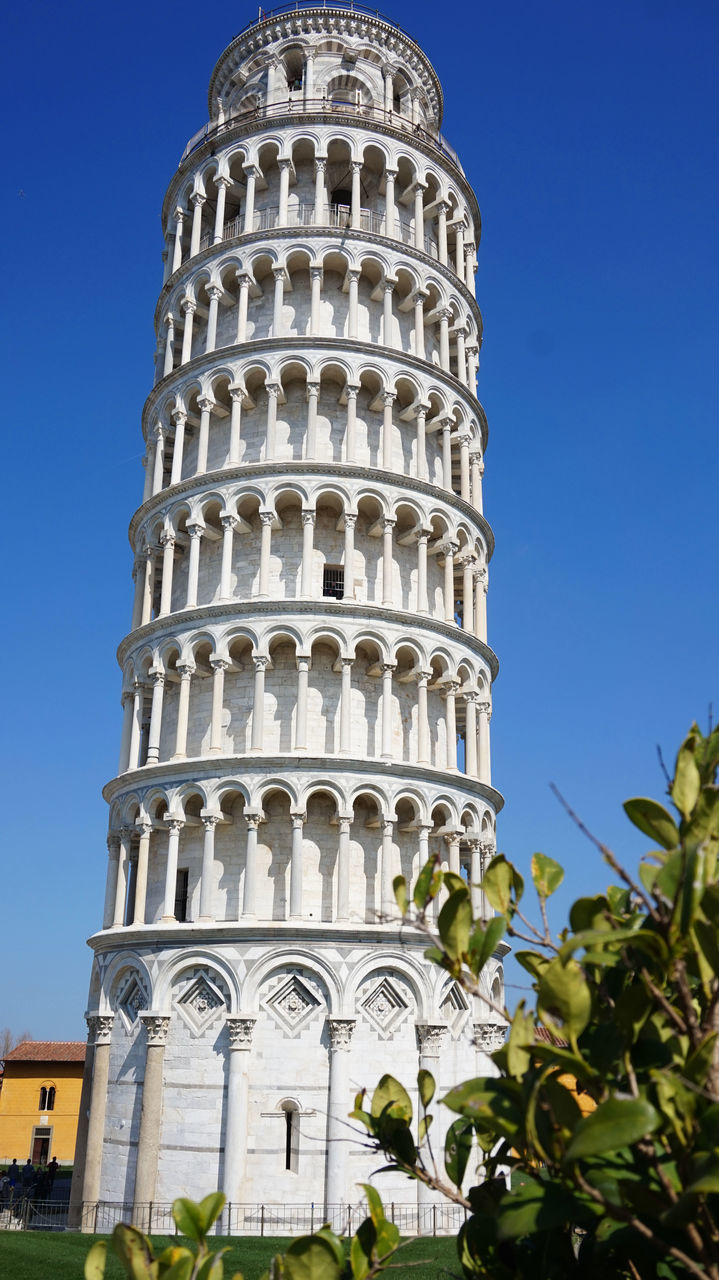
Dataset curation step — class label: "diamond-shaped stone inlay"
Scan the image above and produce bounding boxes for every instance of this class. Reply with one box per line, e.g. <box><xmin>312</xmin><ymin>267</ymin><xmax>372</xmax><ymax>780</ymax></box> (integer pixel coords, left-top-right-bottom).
<box><xmin>266</xmin><ymin>975</ymin><xmax>320</xmax><ymax>1036</ymax></box>
<box><xmin>176</xmin><ymin>974</ymin><xmax>226</xmax><ymax>1036</ymax></box>
<box><xmin>117</xmin><ymin>975</ymin><xmax>148</xmax><ymax>1030</ymax></box>
<box><xmin>360</xmin><ymin>977</ymin><xmax>408</xmax><ymax>1038</ymax></box>
<box><xmin>440</xmin><ymin>983</ymin><xmax>469</xmax><ymax>1036</ymax></box>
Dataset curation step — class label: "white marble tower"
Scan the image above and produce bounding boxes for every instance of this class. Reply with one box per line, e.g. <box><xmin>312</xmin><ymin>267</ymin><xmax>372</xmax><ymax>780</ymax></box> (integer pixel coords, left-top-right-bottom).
<box><xmin>73</xmin><ymin>3</ymin><xmax>503</xmax><ymax>1232</ymax></box>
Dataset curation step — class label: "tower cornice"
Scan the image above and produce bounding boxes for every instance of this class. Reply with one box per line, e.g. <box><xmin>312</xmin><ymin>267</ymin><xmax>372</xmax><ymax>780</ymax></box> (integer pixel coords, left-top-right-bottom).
<box><xmin>115</xmin><ymin>597</ymin><xmax>500</xmax><ymax>679</ymax></box>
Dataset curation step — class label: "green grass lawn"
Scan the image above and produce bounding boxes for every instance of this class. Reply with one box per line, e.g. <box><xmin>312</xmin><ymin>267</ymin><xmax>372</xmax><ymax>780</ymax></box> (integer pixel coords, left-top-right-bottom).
<box><xmin>0</xmin><ymin>1230</ymin><xmax>460</xmax><ymax>1280</ymax></box>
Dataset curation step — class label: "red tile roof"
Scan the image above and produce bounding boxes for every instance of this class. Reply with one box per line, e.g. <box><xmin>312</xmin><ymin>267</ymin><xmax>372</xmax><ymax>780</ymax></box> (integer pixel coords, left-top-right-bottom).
<box><xmin>3</xmin><ymin>1041</ymin><xmax>86</xmax><ymax>1063</ymax></box>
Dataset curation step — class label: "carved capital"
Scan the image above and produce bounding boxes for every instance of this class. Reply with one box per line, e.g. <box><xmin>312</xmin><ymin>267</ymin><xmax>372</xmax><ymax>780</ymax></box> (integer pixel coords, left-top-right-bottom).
<box><xmin>328</xmin><ymin>1019</ymin><xmax>356</xmax><ymax>1050</ymax></box>
<box><xmin>140</xmin><ymin>1013</ymin><xmax>171</xmax><ymax>1047</ymax></box>
<box><xmin>180</xmin><ymin>297</ymin><xmax>196</xmax><ymax>315</ymax></box>
<box><xmin>164</xmin><ymin>816</ymin><xmax>185</xmax><ymax>834</ymax></box>
<box><xmin>416</xmin><ymin>1023</ymin><xmax>445</xmax><ymax>1055</ymax></box>
<box><xmin>209</xmin><ymin>657</ymin><xmax>229</xmax><ymax>674</ymax></box>
<box><xmin>259</xmin><ymin>510</ymin><xmax>275</xmax><ymax>527</ymax></box>
<box><xmin>302</xmin><ymin>508</ymin><xmax>316</xmax><ymax>526</ymax></box>
<box><xmin>227</xmin><ymin>1016</ymin><xmax>256</xmax><ymax>1050</ymax></box>
<box><xmin>206</xmin><ymin>285</ymin><xmax>223</xmax><ymax>302</ymax></box>
<box><xmin>344</xmin><ymin>512</ymin><xmax>357</xmax><ymax>530</ymax></box>
<box><xmin>253</xmin><ymin>655</ymin><xmax>270</xmax><ymax>672</ymax></box>
<box><xmin>473</xmin><ymin>1022</ymin><xmax>506</xmax><ymax>1053</ymax></box>
<box><xmin>191</xmin><ymin>192</ymin><xmax>206</xmax><ymax>209</ymax></box>
<box><xmin>86</xmin><ymin>1014</ymin><xmax>115</xmax><ymax>1045</ymax></box>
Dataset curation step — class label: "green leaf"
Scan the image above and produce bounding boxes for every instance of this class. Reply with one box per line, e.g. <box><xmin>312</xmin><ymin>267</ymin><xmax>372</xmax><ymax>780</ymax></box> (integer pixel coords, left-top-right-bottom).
<box><xmin>445</xmin><ymin>1118</ymin><xmax>474</xmax><ymax>1188</ymax></box>
<box><xmin>684</xmin><ymin>1033</ymin><xmax>717</xmax><ymax>1086</ymax></box>
<box><xmin>468</xmin><ymin>916</ymin><xmax>505</xmax><ymax>978</ymax></box>
<box><xmin>417</xmin><ymin>1068</ymin><xmax>435</xmax><ymax>1107</ymax></box>
<box><xmin>196</xmin><ymin>1254</ymin><xmax>226</xmax><ymax>1280</ymax></box>
<box><xmin>482</xmin><ymin>855</ymin><xmax>523</xmax><ymax>914</ymax></box>
<box><xmin>537</xmin><ymin>958</ymin><xmax>592</xmax><ymax>1039</ymax></box>
<box><xmin>314</xmin><ymin>1229</ymin><xmax>345</xmax><ymax>1268</ymax></box>
<box><xmin>695</xmin><ymin>919</ymin><xmax>719</xmax><ymax>977</ymax></box>
<box><xmin>359</xmin><ymin>1184</ymin><xmax>384</xmax><ymax>1229</ymax></box>
<box><xmin>112</xmin><ymin>1226</ymin><xmax>157</xmax><ymax>1280</ymax></box>
<box><xmin>85</xmin><ymin>1241</ymin><xmax>107</xmax><ymax>1280</ymax></box>
<box><xmin>673</xmin><ymin>744</ymin><xmax>701</xmax><ymax>818</ymax></box>
<box><xmin>438</xmin><ymin>888</ymin><xmax>472</xmax><ymax>960</ymax></box>
<box><xmin>370</xmin><ymin>1076</ymin><xmax>412</xmax><ymax>1124</ymax></box>
<box><xmin>496</xmin><ymin>1177</ymin><xmax>586</xmax><ymax>1240</ymax></box>
<box><xmin>172</xmin><ymin>1199</ymin><xmax>206</xmax><ymax>1242</ymax></box>
<box><xmin>413</xmin><ymin>855</ymin><xmax>440</xmax><ymax>908</ymax></box>
<box><xmin>504</xmin><ymin>1001</ymin><xmax>534</xmax><ymax>1079</ymax></box>
<box><xmin>197</xmin><ymin>1193</ymin><xmax>226</xmax><ymax>1234</ymax></box>
<box><xmin>530</xmin><ymin>852</ymin><xmax>564</xmax><ymax>898</ymax></box>
<box><xmin>514</xmin><ymin>950</ymin><xmax>550</xmax><ymax>980</ymax></box>
<box><xmin>623</xmin><ymin>798</ymin><xmax>680</xmax><ymax>850</ymax></box>
<box><xmin>393</xmin><ymin>874</ymin><xmax>408</xmax><ymax>915</ymax></box>
<box><xmin>283</xmin><ymin>1235</ymin><xmax>344</xmax><ymax>1280</ymax></box>
<box><xmin>569</xmin><ymin>896</ymin><xmax>610</xmax><ymax>932</ymax></box>
<box><xmin>157</xmin><ymin>1251</ymin><xmax>194</xmax><ymax>1280</ymax></box>
<box><xmin>443</xmin><ymin>871</ymin><xmax>468</xmax><ymax>896</ymax></box>
<box><xmin>564</xmin><ymin>1097</ymin><xmax>660</xmax><ymax>1162</ymax></box>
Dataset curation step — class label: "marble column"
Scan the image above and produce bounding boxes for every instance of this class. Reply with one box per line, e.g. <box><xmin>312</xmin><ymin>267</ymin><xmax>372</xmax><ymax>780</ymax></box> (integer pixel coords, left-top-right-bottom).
<box><xmin>250</xmin><ymin>656</ymin><xmax>268</xmax><ymax>752</ymax></box>
<box><xmin>416</xmin><ymin>531</ymin><xmax>429</xmax><ymax>613</ymax></box>
<box><xmin>417</xmin><ymin>670</ymin><xmax>432</xmax><ymax>765</ymax></box>
<box><xmin>159</xmin><ymin>531</ymin><xmax>176</xmax><ymax>616</ymax></box>
<box><xmin>213</xmin><ymin>176</ymin><xmax>231</xmax><ymax>243</ymax></box>
<box><xmin>80</xmin><ymin>1014</ymin><xmax>115</xmax><ymax>1230</ymax></box>
<box><xmin>180</xmin><ymin>299</ymin><xmax>195</xmax><ymax>364</ymax></box>
<box><xmin>382</xmin><ymin>391</ymin><xmax>396</xmax><ymax>469</ymax></box>
<box><xmin>350</xmin><ymin>161</ymin><xmax>362</xmax><ymax>228</ymax></box>
<box><xmin>294</xmin><ymin>654</ymin><xmax>309</xmax><ymax>751</ymax></box>
<box><xmin>133</xmin><ymin>1014</ymin><xmax>171</xmax><ymax>1228</ymax></box>
<box><xmin>305</xmin><ymin>381</ymin><xmax>320</xmax><ymax>458</ymax></box>
<box><xmin>415</xmin><ymin>1024</ymin><xmax>446</xmax><ymax>1230</ymax></box>
<box><xmin>182</xmin><ymin>519</ymin><xmax>203</xmax><ymax>609</ymax></box>
<box><xmin>478</xmin><ymin>701</ymin><xmax>492</xmax><ymax>785</ymax></box>
<box><xmin>133</xmin><ymin>821</ymin><xmax>152</xmax><ymax>925</ymax></box>
<box><xmin>170</xmin><ymin>409</ymin><xmax>186</xmax><ymax>484</ymax></box>
<box><xmin>146</xmin><ymin>669</ymin><xmax>165</xmax><ymax>764</ymax></box>
<box><xmin>337</xmin><ymin>816</ymin><xmax>352</xmax><ymax>921</ymax></box>
<box><xmin>113</xmin><ymin>829</ymin><xmax>131</xmax><ymax>927</ymax></box>
<box><xmin>339</xmin><ymin>658</ymin><xmax>353</xmax><ymax>754</ymax></box>
<box><xmin>222</xmin><ymin>1017</ymin><xmax>256</xmax><ymax>1216</ymax></box>
<box><xmin>380</xmin><ymin>818</ymin><xmax>395</xmax><ymax>915</ymax></box>
<box><xmin>102</xmin><ymin>835</ymin><xmax>120</xmax><ymax>929</ymax></box>
<box><xmin>309</xmin><ymin>265</ymin><xmax>323</xmax><ymax>335</ymax></box>
<box><xmin>189</xmin><ymin>192</ymin><xmax>205</xmax><ymax>256</ymax></box>
<box><xmin>381</xmin><ymin>663</ymin><xmax>395</xmax><ymax>760</ymax></box>
<box><xmin>444</xmin><ymin>680</ymin><xmax>459</xmax><ymax>772</ymax></box>
<box><xmin>465</xmin><ymin>693</ymin><xmax>479</xmax><ymax>778</ymax></box>
<box><xmin>344</xmin><ymin>384</ymin><xmax>359</xmax><ymax>462</ymax></box>
<box><xmin>289</xmin><ymin>812</ymin><xmax>305</xmax><ymax>918</ymax></box>
<box><xmin>205</xmin><ymin>285</ymin><xmax>222</xmax><ymax>353</ymax></box>
<box><xmin>313</xmin><ymin>159</ymin><xmax>326</xmax><ymax>224</ymax></box>
<box><xmin>172</xmin><ymin>207</ymin><xmax>184</xmax><ymax>272</ymax></box>
<box><xmin>172</xmin><ymin>663</ymin><xmax>194</xmax><ymax>759</ymax></box>
<box><xmin>384</xmin><ymin>167</ymin><xmax>397</xmax><ymax>237</ymax></box>
<box><xmin>243</xmin><ymin>814</ymin><xmax>261</xmax><ymax>917</ymax></box>
<box><xmin>443</xmin><ymin>541</ymin><xmax>457</xmax><ymax>623</ymax></box>
<box><xmin>163</xmin><ymin>313</ymin><xmax>175</xmax><ymax>377</ymax></box>
<box><xmin>209</xmin><ymin>658</ymin><xmax>228</xmax><ymax>753</ymax></box>
<box><xmin>162</xmin><ymin>817</ymin><xmax>184</xmax><ymax>920</ymax></box>
<box><xmin>235</xmin><ymin>273</ymin><xmax>250</xmax><ymax>343</ymax></box>
<box><xmin>325</xmin><ymin>1019</ymin><xmax>356</xmax><ymax>1214</ymax></box>
<box><xmin>199</xmin><ymin>814</ymin><xmax>220</xmax><ymax>920</ymax></box>
<box><xmin>220</xmin><ymin>515</ymin><xmax>237</xmax><ymax>598</ymax></box>
<box><xmin>228</xmin><ymin>388</ymin><xmax>244</xmax><ymax>464</ymax></box>
<box><xmin>342</xmin><ymin>514</ymin><xmax>356</xmax><ymax>599</ymax></box>
<box><xmin>196</xmin><ymin>396</ymin><xmax>214</xmax><ymax>474</ymax></box>
<box><xmin>474</xmin><ymin>567</ymin><xmax>488</xmax><ymax>642</ymax></box>
<box><xmin>258</xmin><ymin>511</ymin><xmax>274</xmax><ymax>596</ymax></box>
<box><xmin>382</xmin><ymin>518</ymin><xmax>395</xmax><ymax>604</ymax></box>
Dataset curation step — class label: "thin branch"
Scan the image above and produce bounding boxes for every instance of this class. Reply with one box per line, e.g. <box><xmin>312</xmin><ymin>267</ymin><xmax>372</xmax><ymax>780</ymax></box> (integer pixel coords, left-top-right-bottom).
<box><xmin>657</xmin><ymin>743</ymin><xmax>672</xmax><ymax>790</ymax></box>
<box><xmin>639</xmin><ymin>967</ymin><xmax>687</xmax><ymax>1035</ymax></box>
<box><xmin>574</xmin><ymin>1169</ymin><xmax>717</xmax><ymax>1280</ymax></box>
<box><xmin>550</xmin><ymin>783</ymin><xmax>662</xmax><ymax>923</ymax></box>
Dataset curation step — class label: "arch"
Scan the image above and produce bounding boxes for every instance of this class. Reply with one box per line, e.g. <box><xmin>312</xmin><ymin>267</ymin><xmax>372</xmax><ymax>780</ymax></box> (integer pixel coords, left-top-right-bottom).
<box><xmin>243</xmin><ymin>947</ymin><xmax>342</xmax><ymax>1014</ymax></box>
<box><xmin>154</xmin><ymin>949</ymin><xmax>241</xmax><ymax>1014</ymax></box>
<box><xmin>347</xmin><ymin>950</ymin><xmax>432</xmax><ymax>1021</ymax></box>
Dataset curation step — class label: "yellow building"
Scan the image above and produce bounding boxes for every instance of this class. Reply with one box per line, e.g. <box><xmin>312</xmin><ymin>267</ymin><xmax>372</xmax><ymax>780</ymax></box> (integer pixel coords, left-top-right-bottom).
<box><xmin>0</xmin><ymin>1041</ymin><xmax>85</xmax><ymax>1165</ymax></box>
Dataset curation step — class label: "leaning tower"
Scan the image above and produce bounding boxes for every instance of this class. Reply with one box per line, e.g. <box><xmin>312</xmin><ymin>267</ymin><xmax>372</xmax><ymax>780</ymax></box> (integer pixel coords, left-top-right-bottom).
<box><xmin>73</xmin><ymin>3</ymin><xmax>503</xmax><ymax>1232</ymax></box>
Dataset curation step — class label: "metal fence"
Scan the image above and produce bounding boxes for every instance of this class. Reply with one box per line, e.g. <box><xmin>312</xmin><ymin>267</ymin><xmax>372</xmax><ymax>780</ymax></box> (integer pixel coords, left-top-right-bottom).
<box><xmin>0</xmin><ymin>1196</ymin><xmax>467</xmax><ymax>1236</ymax></box>
<box><xmin>198</xmin><ymin>203</ymin><xmax>439</xmax><ymax>257</ymax></box>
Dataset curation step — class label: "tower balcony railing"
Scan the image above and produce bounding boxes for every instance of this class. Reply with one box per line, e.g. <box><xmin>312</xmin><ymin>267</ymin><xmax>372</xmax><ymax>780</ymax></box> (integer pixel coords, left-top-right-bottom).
<box><xmin>198</xmin><ymin>203</ymin><xmax>439</xmax><ymax>259</ymax></box>
<box><xmin>180</xmin><ymin>97</ymin><xmax>462</xmax><ymax>171</ymax></box>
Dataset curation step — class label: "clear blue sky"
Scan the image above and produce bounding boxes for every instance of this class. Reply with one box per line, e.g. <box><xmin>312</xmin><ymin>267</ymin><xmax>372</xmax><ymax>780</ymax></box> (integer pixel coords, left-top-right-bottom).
<box><xmin>1</xmin><ymin>1</ymin><xmax>716</xmax><ymax>1038</ymax></box>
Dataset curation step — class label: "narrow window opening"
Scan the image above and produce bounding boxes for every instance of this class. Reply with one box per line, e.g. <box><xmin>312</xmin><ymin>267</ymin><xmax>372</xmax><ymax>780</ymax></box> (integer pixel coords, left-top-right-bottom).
<box><xmin>281</xmin><ymin>1101</ymin><xmax>300</xmax><ymax>1172</ymax></box>
<box><xmin>323</xmin><ymin>566</ymin><xmax>344</xmax><ymax>599</ymax></box>
<box><xmin>284</xmin><ymin>1109</ymin><xmax>293</xmax><ymax>1170</ymax></box>
<box><xmin>174</xmin><ymin>868</ymin><xmax>189</xmax><ymax>922</ymax></box>
<box><xmin>39</xmin><ymin>1087</ymin><xmax>47</xmax><ymax>1110</ymax></box>
<box><xmin>46</xmin><ymin>1086</ymin><xmax>55</xmax><ymax>1111</ymax></box>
